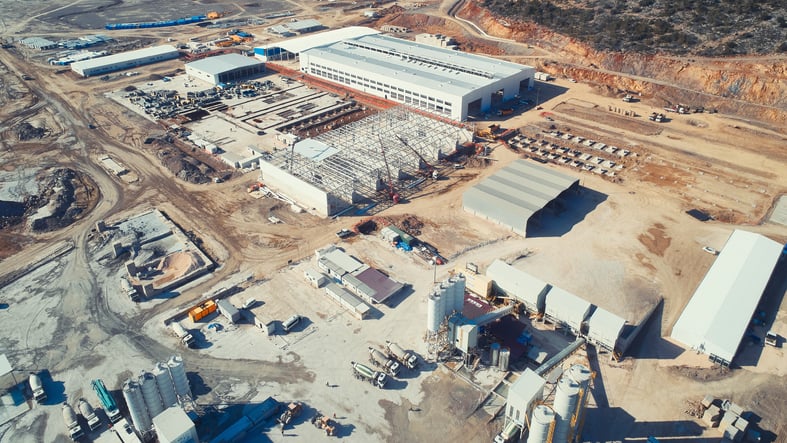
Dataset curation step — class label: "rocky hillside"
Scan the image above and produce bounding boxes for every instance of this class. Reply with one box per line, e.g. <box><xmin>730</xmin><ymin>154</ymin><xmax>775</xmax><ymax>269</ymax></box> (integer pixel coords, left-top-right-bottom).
<box><xmin>481</xmin><ymin>0</ymin><xmax>787</xmax><ymax>56</ymax></box>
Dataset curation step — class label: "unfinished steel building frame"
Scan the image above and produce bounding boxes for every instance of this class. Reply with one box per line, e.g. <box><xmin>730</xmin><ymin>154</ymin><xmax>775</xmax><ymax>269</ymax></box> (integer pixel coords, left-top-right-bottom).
<box><xmin>259</xmin><ymin>107</ymin><xmax>473</xmax><ymax>216</ymax></box>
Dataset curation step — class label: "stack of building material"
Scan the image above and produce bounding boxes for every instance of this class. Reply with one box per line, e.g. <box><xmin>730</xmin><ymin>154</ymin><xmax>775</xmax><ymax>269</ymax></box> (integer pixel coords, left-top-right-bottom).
<box><xmin>702</xmin><ymin>405</ymin><xmax>721</xmax><ymax>427</ymax></box>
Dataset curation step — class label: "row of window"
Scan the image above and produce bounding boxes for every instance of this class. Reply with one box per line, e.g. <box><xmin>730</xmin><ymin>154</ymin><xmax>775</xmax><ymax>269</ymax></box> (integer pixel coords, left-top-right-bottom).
<box><xmin>308</xmin><ymin>62</ymin><xmax>452</xmax><ymax>116</ymax></box>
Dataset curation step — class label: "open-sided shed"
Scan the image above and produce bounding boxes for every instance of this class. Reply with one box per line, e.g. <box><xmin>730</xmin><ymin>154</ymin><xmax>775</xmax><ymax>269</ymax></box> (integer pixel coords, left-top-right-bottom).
<box><xmin>544</xmin><ymin>286</ymin><xmax>591</xmax><ymax>334</ymax></box>
<box><xmin>486</xmin><ymin>260</ymin><xmax>550</xmax><ymax>313</ymax></box>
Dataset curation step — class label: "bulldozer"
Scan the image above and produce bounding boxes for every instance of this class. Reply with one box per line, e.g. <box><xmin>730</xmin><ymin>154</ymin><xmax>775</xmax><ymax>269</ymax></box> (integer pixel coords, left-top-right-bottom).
<box><xmin>311</xmin><ymin>412</ymin><xmax>336</xmax><ymax>436</ymax></box>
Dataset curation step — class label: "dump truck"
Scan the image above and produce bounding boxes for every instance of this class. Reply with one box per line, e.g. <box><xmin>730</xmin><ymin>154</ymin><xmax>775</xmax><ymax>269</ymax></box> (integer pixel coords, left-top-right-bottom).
<box><xmin>78</xmin><ymin>398</ymin><xmax>102</xmax><ymax>431</ymax></box>
<box><xmin>29</xmin><ymin>373</ymin><xmax>46</xmax><ymax>402</ymax></box>
<box><xmin>386</xmin><ymin>341</ymin><xmax>418</xmax><ymax>369</ymax></box>
<box><xmin>311</xmin><ymin>412</ymin><xmax>336</xmax><ymax>436</ymax></box>
<box><xmin>62</xmin><ymin>403</ymin><xmax>85</xmax><ymax>440</ymax></box>
<box><xmin>91</xmin><ymin>379</ymin><xmax>122</xmax><ymax>423</ymax></box>
<box><xmin>278</xmin><ymin>401</ymin><xmax>303</xmax><ymax>425</ymax></box>
<box><xmin>369</xmin><ymin>347</ymin><xmax>400</xmax><ymax>377</ymax></box>
<box><xmin>351</xmin><ymin>361</ymin><xmax>387</xmax><ymax>389</ymax></box>
<box><xmin>170</xmin><ymin>321</ymin><xmax>195</xmax><ymax>347</ymax></box>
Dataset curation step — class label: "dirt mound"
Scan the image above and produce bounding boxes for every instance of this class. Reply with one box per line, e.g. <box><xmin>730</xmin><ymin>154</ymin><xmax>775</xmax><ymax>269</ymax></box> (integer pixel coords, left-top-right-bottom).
<box><xmin>154</xmin><ymin>251</ymin><xmax>204</xmax><ymax>285</ymax></box>
<box><xmin>156</xmin><ymin>142</ymin><xmax>213</xmax><ymax>184</ymax></box>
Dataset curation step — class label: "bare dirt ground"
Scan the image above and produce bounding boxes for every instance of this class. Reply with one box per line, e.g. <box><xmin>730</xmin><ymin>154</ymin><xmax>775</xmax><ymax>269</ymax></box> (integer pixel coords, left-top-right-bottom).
<box><xmin>0</xmin><ymin>0</ymin><xmax>785</xmax><ymax>442</ymax></box>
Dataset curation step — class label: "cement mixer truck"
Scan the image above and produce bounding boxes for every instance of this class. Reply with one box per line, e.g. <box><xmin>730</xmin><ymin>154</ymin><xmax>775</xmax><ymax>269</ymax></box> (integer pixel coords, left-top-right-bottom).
<box><xmin>386</xmin><ymin>341</ymin><xmax>418</xmax><ymax>370</ymax></box>
<box><xmin>62</xmin><ymin>403</ymin><xmax>85</xmax><ymax>440</ymax></box>
<box><xmin>29</xmin><ymin>373</ymin><xmax>46</xmax><ymax>402</ymax></box>
<box><xmin>369</xmin><ymin>347</ymin><xmax>400</xmax><ymax>377</ymax></box>
<box><xmin>78</xmin><ymin>398</ymin><xmax>102</xmax><ymax>431</ymax></box>
<box><xmin>170</xmin><ymin>321</ymin><xmax>195</xmax><ymax>347</ymax></box>
<box><xmin>351</xmin><ymin>361</ymin><xmax>387</xmax><ymax>389</ymax></box>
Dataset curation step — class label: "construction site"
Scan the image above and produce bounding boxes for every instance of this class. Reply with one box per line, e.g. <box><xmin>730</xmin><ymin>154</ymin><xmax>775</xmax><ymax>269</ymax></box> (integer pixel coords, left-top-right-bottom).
<box><xmin>0</xmin><ymin>0</ymin><xmax>786</xmax><ymax>442</ymax></box>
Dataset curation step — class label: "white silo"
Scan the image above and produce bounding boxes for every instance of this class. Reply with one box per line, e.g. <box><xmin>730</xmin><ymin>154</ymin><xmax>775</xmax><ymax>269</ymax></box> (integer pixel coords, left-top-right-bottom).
<box><xmin>567</xmin><ymin>364</ymin><xmax>592</xmax><ymax>441</ymax></box>
<box><xmin>123</xmin><ymin>378</ymin><xmax>151</xmax><ymax>433</ymax></box>
<box><xmin>454</xmin><ymin>274</ymin><xmax>466</xmax><ymax>312</ymax></box>
<box><xmin>139</xmin><ymin>370</ymin><xmax>164</xmax><ymax>418</ymax></box>
<box><xmin>527</xmin><ymin>405</ymin><xmax>555</xmax><ymax>443</ymax></box>
<box><xmin>553</xmin><ymin>376</ymin><xmax>580</xmax><ymax>443</ymax></box>
<box><xmin>490</xmin><ymin>343</ymin><xmax>501</xmax><ymax>366</ymax></box>
<box><xmin>446</xmin><ymin>277</ymin><xmax>458</xmax><ymax>314</ymax></box>
<box><xmin>439</xmin><ymin>283</ymin><xmax>451</xmax><ymax>314</ymax></box>
<box><xmin>426</xmin><ymin>293</ymin><xmax>442</xmax><ymax>333</ymax></box>
<box><xmin>168</xmin><ymin>355</ymin><xmax>191</xmax><ymax>398</ymax></box>
<box><xmin>498</xmin><ymin>347</ymin><xmax>510</xmax><ymax>372</ymax></box>
<box><xmin>153</xmin><ymin>362</ymin><xmax>177</xmax><ymax>408</ymax></box>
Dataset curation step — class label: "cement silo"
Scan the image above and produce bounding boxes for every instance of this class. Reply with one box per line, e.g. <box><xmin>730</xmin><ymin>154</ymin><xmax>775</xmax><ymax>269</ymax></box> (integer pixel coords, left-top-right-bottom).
<box><xmin>567</xmin><ymin>364</ymin><xmax>592</xmax><ymax>441</ymax></box>
<box><xmin>527</xmin><ymin>405</ymin><xmax>555</xmax><ymax>443</ymax></box>
<box><xmin>454</xmin><ymin>274</ymin><xmax>466</xmax><ymax>313</ymax></box>
<box><xmin>139</xmin><ymin>370</ymin><xmax>164</xmax><ymax>418</ymax></box>
<box><xmin>438</xmin><ymin>283</ymin><xmax>450</xmax><ymax>314</ymax></box>
<box><xmin>153</xmin><ymin>362</ymin><xmax>177</xmax><ymax>408</ymax></box>
<box><xmin>553</xmin><ymin>377</ymin><xmax>580</xmax><ymax>443</ymax></box>
<box><xmin>167</xmin><ymin>355</ymin><xmax>191</xmax><ymax>398</ymax></box>
<box><xmin>427</xmin><ymin>292</ymin><xmax>442</xmax><ymax>333</ymax></box>
<box><xmin>123</xmin><ymin>378</ymin><xmax>151</xmax><ymax>433</ymax></box>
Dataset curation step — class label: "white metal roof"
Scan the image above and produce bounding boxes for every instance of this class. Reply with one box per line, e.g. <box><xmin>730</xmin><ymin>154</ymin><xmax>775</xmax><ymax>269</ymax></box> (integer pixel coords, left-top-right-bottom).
<box><xmin>301</xmin><ymin>33</ymin><xmax>533</xmax><ymax>97</ymax></box>
<box><xmin>0</xmin><ymin>354</ymin><xmax>12</xmax><ymax>377</ymax></box>
<box><xmin>293</xmin><ymin>138</ymin><xmax>338</xmax><ymax>161</ymax></box>
<box><xmin>586</xmin><ymin>307</ymin><xmax>626</xmax><ymax>349</ymax></box>
<box><xmin>507</xmin><ymin>369</ymin><xmax>545</xmax><ymax>412</ymax></box>
<box><xmin>152</xmin><ymin>406</ymin><xmax>194</xmax><ymax>441</ymax></box>
<box><xmin>322</xmin><ymin>248</ymin><xmax>365</xmax><ymax>274</ymax></box>
<box><xmin>544</xmin><ymin>286</ymin><xmax>591</xmax><ymax>331</ymax></box>
<box><xmin>185</xmin><ymin>53</ymin><xmax>262</xmax><ymax>75</ymax></box>
<box><xmin>486</xmin><ymin>259</ymin><xmax>549</xmax><ymax>310</ymax></box>
<box><xmin>287</xmin><ymin>19</ymin><xmax>322</xmax><ymax>32</ymax></box>
<box><xmin>71</xmin><ymin>45</ymin><xmax>178</xmax><ymax>71</ymax></box>
<box><xmin>257</xmin><ymin>26</ymin><xmax>379</xmax><ymax>55</ymax></box>
<box><xmin>671</xmin><ymin>230</ymin><xmax>783</xmax><ymax>363</ymax></box>
<box><xmin>463</xmin><ymin>159</ymin><xmax>579</xmax><ymax>236</ymax></box>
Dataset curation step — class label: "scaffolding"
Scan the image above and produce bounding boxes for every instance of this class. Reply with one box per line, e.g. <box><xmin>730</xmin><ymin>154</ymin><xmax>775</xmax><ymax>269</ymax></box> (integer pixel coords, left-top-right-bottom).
<box><xmin>264</xmin><ymin>107</ymin><xmax>472</xmax><ymax>206</ymax></box>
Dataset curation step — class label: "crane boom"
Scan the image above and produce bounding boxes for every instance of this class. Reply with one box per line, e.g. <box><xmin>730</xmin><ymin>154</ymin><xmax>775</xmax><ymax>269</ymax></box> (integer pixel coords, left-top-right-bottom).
<box><xmin>378</xmin><ymin>135</ymin><xmax>400</xmax><ymax>203</ymax></box>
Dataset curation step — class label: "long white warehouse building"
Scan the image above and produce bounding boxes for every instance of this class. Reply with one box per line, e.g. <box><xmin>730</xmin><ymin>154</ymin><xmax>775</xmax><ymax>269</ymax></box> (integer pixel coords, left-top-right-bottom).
<box><xmin>71</xmin><ymin>45</ymin><xmax>179</xmax><ymax>77</ymax></box>
<box><xmin>298</xmin><ymin>32</ymin><xmax>535</xmax><ymax>121</ymax></box>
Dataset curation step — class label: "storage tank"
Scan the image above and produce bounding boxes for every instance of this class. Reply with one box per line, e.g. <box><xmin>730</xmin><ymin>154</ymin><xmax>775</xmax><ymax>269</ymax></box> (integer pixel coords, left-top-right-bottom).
<box><xmin>568</xmin><ymin>364</ymin><xmax>592</xmax><ymax>439</ymax></box>
<box><xmin>553</xmin><ymin>376</ymin><xmax>580</xmax><ymax>443</ymax></box>
<box><xmin>527</xmin><ymin>405</ymin><xmax>555</xmax><ymax>443</ymax></box>
<box><xmin>490</xmin><ymin>343</ymin><xmax>501</xmax><ymax>366</ymax></box>
<box><xmin>498</xmin><ymin>347</ymin><xmax>510</xmax><ymax>372</ymax></box>
<box><xmin>439</xmin><ymin>283</ymin><xmax>450</xmax><ymax>314</ymax></box>
<box><xmin>446</xmin><ymin>277</ymin><xmax>458</xmax><ymax>315</ymax></box>
<box><xmin>426</xmin><ymin>293</ymin><xmax>442</xmax><ymax>333</ymax></box>
<box><xmin>454</xmin><ymin>274</ymin><xmax>466</xmax><ymax>312</ymax></box>
<box><xmin>139</xmin><ymin>370</ymin><xmax>164</xmax><ymax>418</ymax></box>
<box><xmin>123</xmin><ymin>378</ymin><xmax>151</xmax><ymax>433</ymax></box>
<box><xmin>168</xmin><ymin>355</ymin><xmax>191</xmax><ymax>398</ymax></box>
<box><xmin>153</xmin><ymin>362</ymin><xmax>177</xmax><ymax>408</ymax></box>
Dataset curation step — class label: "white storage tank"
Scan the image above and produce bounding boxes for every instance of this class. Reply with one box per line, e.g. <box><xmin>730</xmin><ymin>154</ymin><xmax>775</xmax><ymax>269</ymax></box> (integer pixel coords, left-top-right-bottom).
<box><xmin>439</xmin><ymin>283</ymin><xmax>450</xmax><ymax>314</ymax></box>
<box><xmin>446</xmin><ymin>277</ymin><xmax>458</xmax><ymax>314</ymax></box>
<box><xmin>454</xmin><ymin>274</ymin><xmax>466</xmax><ymax>313</ymax></box>
<box><xmin>490</xmin><ymin>343</ymin><xmax>501</xmax><ymax>366</ymax></box>
<box><xmin>527</xmin><ymin>405</ymin><xmax>555</xmax><ymax>443</ymax></box>
<box><xmin>568</xmin><ymin>364</ymin><xmax>592</xmax><ymax>438</ymax></box>
<box><xmin>168</xmin><ymin>355</ymin><xmax>191</xmax><ymax>398</ymax></box>
<box><xmin>123</xmin><ymin>378</ymin><xmax>151</xmax><ymax>433</ymax></box>
<box><xmin>153</xmin><ymin>362</ymin><xmax>177</xmax><ymax>408</ymax></box>
<box><xmin>498</xmin><ymin>347</ymin><xmax>510</xmax><ymax>372</ymax></box>
<box><xmin>426</xmin><ymin>293</ymin><xmax>442</xmax><ymax>333</ymax></box>
<box><xmin>553</xmin><ymin>376</ymin><xmax>580</xmax><ymax>443</ymax></box>
<box><xmin>139</xmin><ymin>370</ymin><xmax>164</xmax><ymax>418</ymax></box>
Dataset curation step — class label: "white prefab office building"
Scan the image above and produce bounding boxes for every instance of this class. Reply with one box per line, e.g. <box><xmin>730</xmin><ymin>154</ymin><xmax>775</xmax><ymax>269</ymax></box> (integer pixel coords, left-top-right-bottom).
<box><xmin>671</xmin><ymin>229</ymin><xmax>783</xmax><ymax>366</ymax></box>
<box><xmin>505</xmin><ymin>369</ymin><xmax>545</xmax><ymax>429</ymax></box>
<box><xmin>152</xmin><ymin>406</ymin><xmax>198</xmax><ymax>443</ymax></box>
<box><xmin>71</xmin><ymin>45</ymin><xmax>179</xmax><ymax>77</ymax></box>
<box><xmin>184</xmin><ymin>54</ymin><xmax>264</xmax><ymax>85</ymax></box>
<box><xmin>298</xmin><ymin>32</ymin><xmax>535</xmax><ymax>121</ymax></box>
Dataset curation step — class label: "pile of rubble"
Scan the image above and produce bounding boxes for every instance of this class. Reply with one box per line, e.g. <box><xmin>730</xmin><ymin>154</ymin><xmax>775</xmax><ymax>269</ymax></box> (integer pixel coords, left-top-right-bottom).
<box><xmin>15</xmin><ymin>122</ymin><xmax>46</xmax><ymax>140</ymax></box>
<box><xmin>156</xmin><ymin>143</ymin><xmax>213</xmax><ymax>184</ymax></box>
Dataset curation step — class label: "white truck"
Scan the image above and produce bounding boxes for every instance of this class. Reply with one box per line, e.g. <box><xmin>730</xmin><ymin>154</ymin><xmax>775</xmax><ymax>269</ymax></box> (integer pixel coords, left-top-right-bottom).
<box><xmin>62</xmin><ymin>403</ymin><xmax>85</xmax><ymax>440</ymax></box>
<box><xmin>29</xmin><ymin>373</ymin><xmax>46</xmax><ymax>402</ymax></box>
<box><xmin>170</xmin><ymin>322</ymin><xmax>195</xmax><ymax>347</ymax></box>
<box><xmin>78</xmin><ymin>398</ymin><xmax>102</xmax><ymax>431</ymax></box>
<box><xmin>386</xmin><ymin>341</ymin><xmax>418</xmax><ymax>370</ymax></box>
<box><xmin>351</xmin><ymin>361</ymin><xmax>387</xmax><ymax>389</ymax></box>
<box><xmin>369</xmin><ymin>347</ymin><xmax>400</xmax><ymax>377</ymax></box>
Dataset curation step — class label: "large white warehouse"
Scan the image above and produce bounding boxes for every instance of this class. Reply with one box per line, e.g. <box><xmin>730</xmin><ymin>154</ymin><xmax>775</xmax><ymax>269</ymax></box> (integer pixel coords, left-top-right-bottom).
<box><xmin>185</xmin><ymin>53</ymin><xmax>264</xmax><ymax>86</ymax></box>
<box><xmin>298</xmin><ymin>32</ymin><xmax>535</xmax><ymax>121</ymax></box>
<box><xmin>71</xmin><ymin>45</ymin><xmax>179</xmax><ymax>77</ymax></box>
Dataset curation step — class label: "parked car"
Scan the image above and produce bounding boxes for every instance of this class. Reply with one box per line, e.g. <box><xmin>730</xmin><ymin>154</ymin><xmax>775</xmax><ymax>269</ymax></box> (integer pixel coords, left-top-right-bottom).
<box><xmin>702</xmin><ymin>246</ymin><xmax>718</xmax><ymax>255</ymax></box>
<box><xmin>282</xmin><ymin>315</ymin><xmax>302</xmax><ymax>333</ymax></box>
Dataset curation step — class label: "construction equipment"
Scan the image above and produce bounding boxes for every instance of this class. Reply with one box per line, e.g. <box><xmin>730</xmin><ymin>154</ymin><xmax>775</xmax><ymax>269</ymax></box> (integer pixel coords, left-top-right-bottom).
<box><xmin>29</xmin><ymin>373</ymin><xmax>46</xmax><ymax>402</ymax></box>
<box><xmin>78</xmin><ymin>398</ymin><xmax>102</xmax><ymax>431</ymax></box>
<box><xmin>311</xmin><ymin>412</ymin><xmax>336</xmax><ymax>436</ymax></box>
<box><xmin>395</xmin><ymin>135</ymin><xmax>438</xmax><ymax>179</ymax></box>
<box><xmin>170</xmin><ymin>322</ymin><xmax>195</xmax><ymax>347</ymax></box>
<box><xmin>278</xmin><ymin>401</ymin><xmax>303</xmax><ymax>425</ymax></box>
<box><xmin>622</xmin><ymin>94</ymin><xmax>634</xmax><ymax>102</ymax></box>
<box><xmin>91</xmin><ymin>379</ymin><xmax>122</xmax><ymax>423</ymax></box>
<box><xmin>369</xmin><ymin>347</ymin><xmax>400</xmax><ymax>377</ymax></box>
<box><xmin>62</xmin><ymin>403</ymin><xmax>85</xmax><ymax>441</ymax></box>
<box><xmin>377</xmin><ymin>136</ymin><xmax>400</xmax><ymax>204</ymax></box>
<box><xmin>386</xmin><ymin>341</ymin><xmax>418</xmax><ymax>369</ymax></box>
<box><xmin>351</xmin><ymin>361</ymin><xmax>387</xmax><ymax>388</ymax></box>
